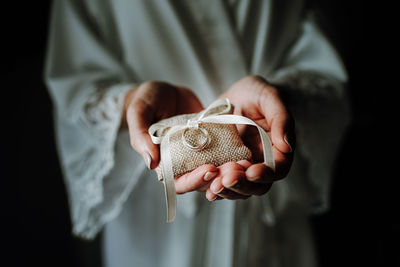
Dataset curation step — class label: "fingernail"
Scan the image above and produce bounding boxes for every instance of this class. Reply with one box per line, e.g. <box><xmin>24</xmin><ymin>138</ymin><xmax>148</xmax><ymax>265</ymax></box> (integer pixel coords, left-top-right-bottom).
<box><xmin>284</xmin><ymin>133</ymin><xmax>293</xmax><ymax>153</ymax></box>
<box><xmin>204</xmin><ymin>171</ymin><xmax>218</xmax><ymax>181</ymax></box>
<box><xmin>145</xmin><ymin>153</ymin><xmax>152</xmax><ymax>169</ymax></box>
<box><xmin>212</xmin><ymin>186</ymin><xmax>224</xmax><ymax>194</ymax></box>
<box><xmin>247</xmin><ymin>176</ymin><xmax>260</xmax><ymax>182</ymax></box>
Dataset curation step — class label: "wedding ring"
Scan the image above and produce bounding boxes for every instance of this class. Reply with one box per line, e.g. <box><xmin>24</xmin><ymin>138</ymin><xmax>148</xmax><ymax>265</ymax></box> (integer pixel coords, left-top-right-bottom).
<box><xmin>181</xmin><ymin>126</ymin><xmax>210</xmax><ymax>151</ymax></box>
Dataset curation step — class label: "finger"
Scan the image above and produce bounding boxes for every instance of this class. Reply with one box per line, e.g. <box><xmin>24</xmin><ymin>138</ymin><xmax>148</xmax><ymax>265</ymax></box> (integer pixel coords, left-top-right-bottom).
<box><xmin>224</xmin><ymin>179</ymin><xmax>272</xmax><ymax>196</ymax></box>
<box><xmin>218</xmin><ymin>162</ymin><xmax>246</xmax><ymax>188</ymax></box>
<box><xmin>175</xmin><ymin>164</ymin><xmax>218</xmax><ymax>194</ymax></box>
<box><xmin>246</xmin><ymin>146</ymin><xmax>293</xmax><ymax>182</ymax></box>
<box><xmin>270</xmin><ymin>112</ymin><xmax>295</xmax><ymax>154</ymax></box>
<box><xmin>210</xmin><ymin>177</ymin><xmax>249</xmax><ymax>200</ymax></box>
<box><xmin>236</xmin><ymin>160</ymin><xmax>252</xmax><ymax>169</ymax></box>
<box><xmin>206</xmin><ymin>188</ymin><xmax>218</xmax><ymax>201</ymax></box>
<box><xmin>259</xmin><ymin>87</ymin><xmax>295</xmax><ymax>154</ymax></box>
<box><xmin>271</xmin><ymin>147</ymin><xmax>294</xmax><ymax>180</ymax></box>
<box><xmin>217</xmin><ymin>188</ymin><xmax>250</xmax><ymax>200</ymax></box>
<box><xmin>220</xmin><ymin>162</ymin><xmax>272</xmax><ymax>196</ymax></box>
<box><xmin>212</xmin><ymin>162</ymin><xmax>251</xmax><ymax>199</ymax></box>
<box><xmin>210</xmin><ymin>177</ymin><xmax>224</xmax><ymax>195</ymax></box>
<box><xmin>196</xmin><ymin>181</ymin><xmax>213</xmax><ymax>192</ymax></box>
<box><xmin>245</xmin><ymin>163</ymin><xmax>276</xmax><ymax>183</ymax></box>
<box><xmin>206</xmin><ymin>189</ymin><xmax>224</xmax><ymax>201</ymax></box>
<box><xmin>127</xmin><ymin>98</ymin><xmax>159</xmax><ymax>169</ymax></box>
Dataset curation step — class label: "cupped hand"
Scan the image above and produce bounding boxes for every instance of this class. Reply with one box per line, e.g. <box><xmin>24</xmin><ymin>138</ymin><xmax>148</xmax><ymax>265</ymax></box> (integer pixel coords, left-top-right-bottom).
<box><xmin>206</xmin><ymin>75</ymin><xmax>295</xmax><ymax>201</ymax></box>
<box><xmin>123</xmin><ymin>81</ymin><xmax>219</xmax><ymax>193</ymax></box>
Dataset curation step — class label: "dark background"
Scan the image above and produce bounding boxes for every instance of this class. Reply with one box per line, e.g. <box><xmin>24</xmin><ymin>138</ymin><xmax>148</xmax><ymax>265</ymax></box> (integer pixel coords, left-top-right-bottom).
<box><xmin>5</xmin><ymin>1</ymin><xmax>397</xmax><ymax>266</ymax></box>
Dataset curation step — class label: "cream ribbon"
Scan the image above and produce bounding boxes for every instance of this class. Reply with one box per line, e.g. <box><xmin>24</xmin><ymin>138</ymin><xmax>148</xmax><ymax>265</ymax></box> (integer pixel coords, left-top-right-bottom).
<box><xmin>148</xmin><ymin>98</ymin><xmax>275</xmax><ymax>222</ymax></box>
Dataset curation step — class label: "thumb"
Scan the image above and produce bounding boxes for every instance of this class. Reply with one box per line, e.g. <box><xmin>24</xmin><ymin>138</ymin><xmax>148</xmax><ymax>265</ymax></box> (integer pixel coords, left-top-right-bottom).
<box><xmin>270</xmin><ymin>113</ymin><xmax>295</xmax><ymax>154</ymax></box>
<box><xmin>260</xmin><ymin>88</ymin><xmax>295</xmax><ymax>154</ymax></box>
<box><xmin>126</xmin><ymin>99</ymin><xmax>160</xmax><ymax>169</ymax></box>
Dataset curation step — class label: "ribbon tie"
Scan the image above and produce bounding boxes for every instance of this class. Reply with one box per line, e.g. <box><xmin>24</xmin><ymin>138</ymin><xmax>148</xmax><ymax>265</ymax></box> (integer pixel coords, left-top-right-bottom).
<box><xmin>148</xmin><ymin>98</ymin><xmax>275</xmax><ymax>222</ymax></box>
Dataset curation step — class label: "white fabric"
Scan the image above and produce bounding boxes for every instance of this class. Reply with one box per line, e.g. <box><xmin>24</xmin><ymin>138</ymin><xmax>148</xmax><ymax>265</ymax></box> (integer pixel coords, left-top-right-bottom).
<box><xmin>45</xmin><ymin>0</ymin><xmax>350</xmax><ymax>266</ymax></box>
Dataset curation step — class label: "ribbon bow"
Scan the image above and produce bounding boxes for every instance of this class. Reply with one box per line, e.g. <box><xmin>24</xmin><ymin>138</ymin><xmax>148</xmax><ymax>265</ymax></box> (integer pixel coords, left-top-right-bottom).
<box><xmin>148</xmin><ymin>98</ymin><xmax>275</xmax><ymax>222</ymax></box>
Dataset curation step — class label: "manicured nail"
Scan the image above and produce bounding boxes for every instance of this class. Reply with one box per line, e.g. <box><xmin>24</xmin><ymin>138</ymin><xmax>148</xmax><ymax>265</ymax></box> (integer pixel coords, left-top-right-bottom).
<box><xmin>284</xmin><ymin>133</ymin><xmax>293</xmax><ymax>153</ymax></box>
<box><xmin>204</xmin><ymin>171</ymin><xmax>218</xmax><ymax>181</ymax></box>
<box><xmin>212</xmin><ymin>186</ymin><xmax>224</xmax><ymax>194</ymax></box>
<box><xmin>247</xmin><ymin>176</ymin><xmax>260</xmax><ymax>182</ymax></box>
<box><xmin>145</xmin><ymin>153</ymin><xmax>152</xmax><ymax>169</ymax></box>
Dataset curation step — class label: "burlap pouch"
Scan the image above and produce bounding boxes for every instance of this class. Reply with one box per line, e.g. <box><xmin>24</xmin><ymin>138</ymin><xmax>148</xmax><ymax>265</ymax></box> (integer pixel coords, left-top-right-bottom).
<box><xmin>153</xmin><ymin>110</ymin><xmax>251</xmax><ymax>181</ymax></box>
<box><xmin>148</xmin><ymin>98</ymin><xmax>274</xmax><ymax>222</ymax></box>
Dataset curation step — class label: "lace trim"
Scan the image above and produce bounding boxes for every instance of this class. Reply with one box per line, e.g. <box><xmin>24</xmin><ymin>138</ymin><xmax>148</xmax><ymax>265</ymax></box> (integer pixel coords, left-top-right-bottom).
<box><xmin>68</xmin><ymin>83</ymin><xmax>133</xmax><ymax>239</ymax></box>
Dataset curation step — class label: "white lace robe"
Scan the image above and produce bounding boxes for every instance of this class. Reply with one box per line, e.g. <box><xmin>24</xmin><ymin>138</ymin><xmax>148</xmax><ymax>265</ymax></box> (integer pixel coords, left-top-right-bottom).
<box><xmin>45</xmin><ymin>0</ymin><xmax>350</xmax><ymax>266</ymax></box>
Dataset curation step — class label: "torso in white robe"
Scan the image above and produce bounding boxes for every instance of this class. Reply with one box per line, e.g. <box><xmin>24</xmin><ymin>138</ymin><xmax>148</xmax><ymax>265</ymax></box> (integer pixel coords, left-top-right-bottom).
<box><xmin>45</xmin><ymin>1</ymin><xmax>350</xmax><ymax>266</ymax></box>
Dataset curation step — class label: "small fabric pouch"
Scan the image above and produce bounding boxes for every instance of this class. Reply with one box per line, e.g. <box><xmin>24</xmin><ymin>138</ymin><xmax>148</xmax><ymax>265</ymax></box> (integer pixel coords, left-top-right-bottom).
<box><xmin>148</xmin><ymin>98</ymin><xmax>275</xmax><ymax>222</ymax></box>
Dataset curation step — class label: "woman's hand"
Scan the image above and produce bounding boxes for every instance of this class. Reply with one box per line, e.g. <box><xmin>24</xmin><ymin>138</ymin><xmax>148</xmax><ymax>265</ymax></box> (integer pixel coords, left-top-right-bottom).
<box><xmin>205</xmin><ymin>75</ymin><xmax>295</xmax><ymax>201</ymax></box>
<box><xmin>123</xmin><ymin>81</ymin><xmax>219</xmax><ymax>194</ymax></box>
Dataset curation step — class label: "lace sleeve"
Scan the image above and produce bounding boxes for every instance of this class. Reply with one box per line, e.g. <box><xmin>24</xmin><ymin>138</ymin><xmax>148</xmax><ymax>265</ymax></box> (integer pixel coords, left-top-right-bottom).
<box><xmin>60</xmin><ymin>83</ymin><xmax>134</xmax><ymax>239</ymax></box>
<box><xmin>83</xmin><ymin>83</ymin><xmax>132</xmax><ymax>142</ymax></box>
<box><xmin>44</xmin><ymin>0</ymin><xmax>141</xmax><ymax>239</ymax></box>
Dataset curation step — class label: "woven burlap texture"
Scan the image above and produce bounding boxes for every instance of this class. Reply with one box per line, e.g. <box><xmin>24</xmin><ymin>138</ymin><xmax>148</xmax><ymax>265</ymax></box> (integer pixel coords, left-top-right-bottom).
<box><xmin>155</xmin><ymin>112</ymin><xmax>252</xmax><ymax>180</ymax></box>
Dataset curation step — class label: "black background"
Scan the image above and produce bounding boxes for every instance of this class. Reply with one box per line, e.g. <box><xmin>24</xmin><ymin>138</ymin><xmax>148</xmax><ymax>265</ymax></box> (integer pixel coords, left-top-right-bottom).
<box><xmin>5</xmin><ymin>1</ymin><xmax>397</xmax><ymax>266</ymax></box>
